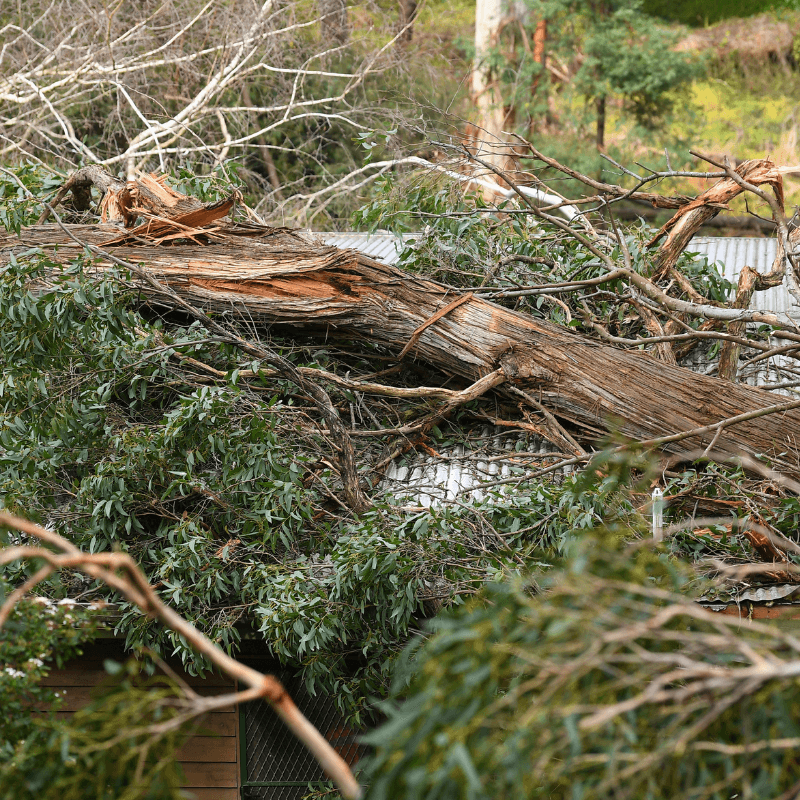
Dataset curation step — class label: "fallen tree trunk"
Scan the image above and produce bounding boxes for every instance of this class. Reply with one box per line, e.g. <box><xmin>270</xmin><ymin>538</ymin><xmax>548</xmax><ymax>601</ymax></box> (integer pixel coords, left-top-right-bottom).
<box><xmin>5</xmin><ymin>221</ymin><xmax>800</xmax><ymax>475</ymax></box>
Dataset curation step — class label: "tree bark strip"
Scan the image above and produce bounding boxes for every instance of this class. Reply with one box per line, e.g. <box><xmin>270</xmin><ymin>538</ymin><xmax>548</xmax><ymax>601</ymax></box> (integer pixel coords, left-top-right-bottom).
<box><xmin>6</xmin><ymin>222</ymin><xmax>800</xmax><ymax>475</ymax></box>
<box><xmin>718</xmin><ymin>266</ymin><xmax>783</xmax><ymax>382</ymax></box>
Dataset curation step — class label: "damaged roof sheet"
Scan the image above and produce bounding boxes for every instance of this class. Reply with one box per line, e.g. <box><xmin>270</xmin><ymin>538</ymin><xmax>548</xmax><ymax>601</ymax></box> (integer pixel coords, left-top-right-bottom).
<box><xmin>319</xmin><ymin>232</ymin><xmax>415</xmax><ymax>265</ymax></box>
<box><xmin>684</xmin><ymin>237</ymin><xmax>796</xmax><ymax>391</ymax></box>
<box><xmin>688</xmin><ymin>237</ymin><xmax>785</xmax><ymax>315</ymax></box>
<box><xmin>383</xmin><ymin>428</ymin><xmax>571</xmax><ymax>507</ymax></box>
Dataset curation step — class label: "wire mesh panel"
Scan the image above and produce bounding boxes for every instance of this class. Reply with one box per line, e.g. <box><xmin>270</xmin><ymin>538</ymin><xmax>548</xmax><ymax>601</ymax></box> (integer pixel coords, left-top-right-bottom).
<box><xmin>241</xmin><ymin>672</ymin><xmax>364</xmax><ymax>800</ymax></box>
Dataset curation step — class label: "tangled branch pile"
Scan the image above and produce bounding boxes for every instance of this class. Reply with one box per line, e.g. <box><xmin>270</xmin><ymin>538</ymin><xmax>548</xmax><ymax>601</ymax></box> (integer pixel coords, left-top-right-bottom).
<box><xmin>4</xmin><ymin>145</ymin><xmax>800</xmax><ymax>761</ymax></box>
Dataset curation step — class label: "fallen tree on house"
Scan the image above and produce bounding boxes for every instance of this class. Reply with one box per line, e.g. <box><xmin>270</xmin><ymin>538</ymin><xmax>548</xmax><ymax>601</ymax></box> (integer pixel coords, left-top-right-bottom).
<box><xmin>5</xmin><ymin>158</ymin><xmax>800</xmax><ymax>482</ymax></box>
<box><xmin>4</xmin><ymin>156</ymin><xmax>800</xmax><ymax>645</ymax></box>
<box><xmin>6</xmin><ymin>155</ymin><xmax>800</xmax><ymax>796</ymax></box>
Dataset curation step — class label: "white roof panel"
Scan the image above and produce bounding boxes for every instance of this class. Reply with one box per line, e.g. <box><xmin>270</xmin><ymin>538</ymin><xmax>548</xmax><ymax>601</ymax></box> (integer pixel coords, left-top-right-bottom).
<box><xmin>319</xmin><ymin>232</ymin><xmax>414</xmax><ymax>265</ymax></box>
<box><xmin>688</xmin><ymin>237</ymin><xmax>787</xmax><ymax>315</ymax></box>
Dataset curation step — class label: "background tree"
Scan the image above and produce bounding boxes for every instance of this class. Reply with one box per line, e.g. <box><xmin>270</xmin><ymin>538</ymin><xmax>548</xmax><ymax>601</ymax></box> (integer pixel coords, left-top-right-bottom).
<box><xmin>471</xmin><ymin>0</ymin><xmax>513</xmax><ymax>175</ymax></box>
<box><xmin>0</xmin><ymin>0</ymin><xmax>413</xmax><ymax>225</ymax></box>
<box><xmin>538</xmin><ymin>0</ymin><xmax>701</xmax><ymax>149</ymax></box>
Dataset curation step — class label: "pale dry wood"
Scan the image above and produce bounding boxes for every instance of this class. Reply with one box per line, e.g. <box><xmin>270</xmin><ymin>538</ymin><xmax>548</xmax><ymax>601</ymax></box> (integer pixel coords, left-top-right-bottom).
<box><xmin>0</xmin><ymin>511</ymin><xmax>363</xmax><ymax>800</ymax></box>
<box><xmin>649</xmin><ymin>158</ymin><xmax>784</xmax><ymax>275</ymax></box>
<box><xmin>718</xmin><ymin>265</ymin><xmax>784</xmax><ymax>382</ymax></box>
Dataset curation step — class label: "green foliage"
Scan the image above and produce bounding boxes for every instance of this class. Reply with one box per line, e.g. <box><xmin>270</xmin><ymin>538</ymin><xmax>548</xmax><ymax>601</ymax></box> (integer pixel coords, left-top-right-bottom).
<box><xmin>642</xmin><ymin>0</ymin><xmax>788</xmax><ymax>26</ymax></box>
<box><xmin>0</xmin><ymin>164</ymin><xmax>63</xmax><ymax>234</ymax></box>
<box><xmin>363</xmin><ymin>526</ymin><xmax>800</xmax><ymax>799</ymax></box>
<box><xmin>0</xmin><ymin>168</ymin><xmax>627</xmax><ymax>725</ymax></box>
<box><xmin>170</xmin><ymin>164</ymin><xmax>245</xmax><ymax>203</ymax></box>
<box><xmin>541</xmin><ymin>0</ymin><xmax>703</xmax><ymax>131</ymax></box>
<box><xmin>0</xmin><ymin>660</ymin><xmax>188</xmax><ymax>800</ymax></box>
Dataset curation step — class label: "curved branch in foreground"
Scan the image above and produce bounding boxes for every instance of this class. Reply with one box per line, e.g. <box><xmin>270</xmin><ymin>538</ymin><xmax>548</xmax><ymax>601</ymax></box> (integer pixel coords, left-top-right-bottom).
<box><xmin>0</xmin><ymin>511</ymin><xmax>363</xmax><ymax>800</ymax></box>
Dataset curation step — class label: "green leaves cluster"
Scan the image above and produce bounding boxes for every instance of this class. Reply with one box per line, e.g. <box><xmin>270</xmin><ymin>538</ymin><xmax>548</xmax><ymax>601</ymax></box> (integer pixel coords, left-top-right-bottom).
<box><xmin>364</xmin><ymin>529</ymin><xmax>800</xmax><ymax>800</ymax></box>
<box><xmin>0</xmin><ymin>164</ymin><xmax>63</xmax><ymax>234</ymax></box>
<box><xmin>562</xmin><ymin>0</ymin><xmax>702</xmax><ymax>128</ymax></box>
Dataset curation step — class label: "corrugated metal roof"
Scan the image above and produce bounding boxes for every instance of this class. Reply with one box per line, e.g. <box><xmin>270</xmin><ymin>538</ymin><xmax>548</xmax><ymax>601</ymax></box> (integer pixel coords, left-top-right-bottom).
<box><xmin>700</xmin><ymin>584</ymin><xmax>800</xmax><ymax>606</ymax></box>
<box><xmin>735</xmin><ymin>584</ymin><xmax>800</xmax><ymax>602</ymax></box>
<box><xmin>688</xmin><ymin>237</ymin><xmax>787</xmax><ymax>315</ymax></box>
<box><xmin>685</xmin><ymin>237</ymin><xmax>798</xmax><ymax>392</ymax></box>
<box><xmin>382</xmin><ymin>428</ymin><xmax>571</xmax><ymax>507</ymax></box>
<box><xmin>319</xmin><ymin>232</ymin><xmax>414</xmax><ymax>265</ymax></box>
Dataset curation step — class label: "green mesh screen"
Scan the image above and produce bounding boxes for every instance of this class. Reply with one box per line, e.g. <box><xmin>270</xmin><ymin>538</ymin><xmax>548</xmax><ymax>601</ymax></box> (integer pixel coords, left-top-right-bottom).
<box><xmin>241</xmin><ymin>672</ymin><xmax>364</xmax><ymax>800</ymax></box>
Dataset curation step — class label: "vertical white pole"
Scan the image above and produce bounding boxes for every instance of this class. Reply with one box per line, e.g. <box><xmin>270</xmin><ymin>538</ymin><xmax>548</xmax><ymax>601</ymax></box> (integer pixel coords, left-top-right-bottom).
<box><xmin>652</xmin><ymin>487</ymin><xmax>663</xmax><ymax>542</ymax></box>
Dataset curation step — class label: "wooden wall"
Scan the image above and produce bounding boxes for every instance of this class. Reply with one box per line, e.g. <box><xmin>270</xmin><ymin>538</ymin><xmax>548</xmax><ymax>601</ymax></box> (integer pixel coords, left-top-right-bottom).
<box><xmin>41</xmin><ymin>640</ymin><xmax>240</xmax><ymax>800</ymax></box>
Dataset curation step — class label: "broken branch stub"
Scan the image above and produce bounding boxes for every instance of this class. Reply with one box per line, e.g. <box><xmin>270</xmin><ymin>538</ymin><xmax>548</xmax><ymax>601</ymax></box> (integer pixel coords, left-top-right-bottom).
<box><xmin>38</xmin><ymin>168</ymin><xmax>241</xmax><ymax>232</ymax></box>
<box><xmin>649</xmin><ymin>158</ymin><xmax>785</xmax><ymax>276</ymax></box>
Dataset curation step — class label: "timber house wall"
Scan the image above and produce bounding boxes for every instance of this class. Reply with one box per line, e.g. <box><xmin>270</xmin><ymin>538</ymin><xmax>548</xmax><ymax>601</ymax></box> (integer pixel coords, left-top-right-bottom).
<box><xmin>41</xmin><ymin>639</ymin><xmax>366</xmax><ymax>799</ymax></box>
<box><xmin>44</xmin><ymin>640</ymin><xmax>239</xmax><ymax>800</ymax></box>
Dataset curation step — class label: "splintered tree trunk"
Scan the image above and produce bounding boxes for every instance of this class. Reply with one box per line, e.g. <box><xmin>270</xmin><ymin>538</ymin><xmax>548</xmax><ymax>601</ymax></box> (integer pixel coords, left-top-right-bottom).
<box><xmin>7</xmin><ymin>222</ymin><xmax>800</xmax><ymax>475</ymax></box>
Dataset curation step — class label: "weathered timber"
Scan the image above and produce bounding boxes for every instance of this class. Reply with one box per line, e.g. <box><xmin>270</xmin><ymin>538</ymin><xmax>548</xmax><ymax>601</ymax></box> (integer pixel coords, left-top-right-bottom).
<box><xmin>37</xmin><ymin>168</ymin><xmax>238</xmax><ymax>232</ymax></box>
<box><xmin>5</xmin><ymin>222</ymin><xmax>800</xmax><ymax>473</ymax></box>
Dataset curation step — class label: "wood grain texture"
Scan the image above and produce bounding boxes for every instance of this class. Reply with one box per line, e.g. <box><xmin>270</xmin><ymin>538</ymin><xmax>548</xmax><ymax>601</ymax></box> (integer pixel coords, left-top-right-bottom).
<box><xmin>40</xmin><ymin>654</ymin><xmax>242</xmax><ymax>795</ymax></box>
<box><xmin>49</xmin><ymin>709</ymin><xmax>236</xmax><ymax>735</ymax></box>
<box><xmin>41</xmin><ymin>669</ymin><xmax>234</xmax><ymax>687</ymax></box>
<box><xmin>7</xmin><ymin>222</ymin><xmax>800</xmax><ymax>473</ymax></box>
<box><xmin>182</xmin><ymin>790</ymin><xmax>239</xmax><ymax>800</ymax></box>
<box><xmin>177</xmin><ymin>736</ymin><xmax>238</xmax><ymax>762</ymax></box>
<box><xmin>189</xmin><ymin>712</ymin><xmax>238</xmax><ymax>737</ymax></box>
<box><xmin>180</xmin><ymin>761</ymin><xmax>239</xmax><ymax>787</ymax></box>
<box><xmin>38</xmin><ymin>684</ymin><xmax>237</xmax><ymax>712</ymax></box>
